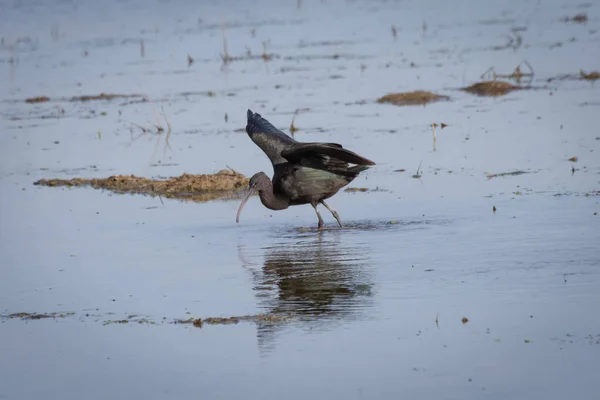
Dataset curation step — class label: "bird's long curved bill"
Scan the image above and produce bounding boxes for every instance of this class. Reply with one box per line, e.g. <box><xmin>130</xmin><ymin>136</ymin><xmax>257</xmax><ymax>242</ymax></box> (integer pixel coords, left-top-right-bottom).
<box><xmin>236</xmin><ymin>187</ymin><xmax>256</xmax><ymax>223</ymax></box>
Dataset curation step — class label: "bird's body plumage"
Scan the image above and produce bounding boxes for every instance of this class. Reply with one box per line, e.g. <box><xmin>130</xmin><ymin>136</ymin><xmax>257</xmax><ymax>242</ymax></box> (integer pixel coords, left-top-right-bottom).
<box><xmin>236</xmin><ymin>110</ymin><xmax>375</xmax><ymax>228</ymax></box>
<box><xmin>273</xmin><ymin>163</ymin><xmax>355</xmax><ymax>206</ymax></box>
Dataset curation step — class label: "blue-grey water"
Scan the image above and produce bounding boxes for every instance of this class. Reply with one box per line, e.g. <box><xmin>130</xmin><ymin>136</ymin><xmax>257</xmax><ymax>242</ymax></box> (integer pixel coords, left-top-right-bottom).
<box><xmin>1</xmin><ymin>0</ymin><xmax>599</xmax><ymax>399</ymax></box>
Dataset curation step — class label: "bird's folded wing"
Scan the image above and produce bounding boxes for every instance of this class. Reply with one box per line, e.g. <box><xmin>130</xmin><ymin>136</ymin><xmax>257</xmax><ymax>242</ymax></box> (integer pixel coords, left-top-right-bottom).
<box><xmin>281</xmin><ymin>143</ymin><xmax>376</xmax><ymax>166</ymax></box>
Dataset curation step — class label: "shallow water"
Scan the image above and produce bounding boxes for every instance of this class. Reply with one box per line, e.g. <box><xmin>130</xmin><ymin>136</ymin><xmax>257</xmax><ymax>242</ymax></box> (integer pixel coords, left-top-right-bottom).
<box><xmin>1</xmin><ymin>0</ymin><xmax>599</xmax><ymax>399</ymax></box>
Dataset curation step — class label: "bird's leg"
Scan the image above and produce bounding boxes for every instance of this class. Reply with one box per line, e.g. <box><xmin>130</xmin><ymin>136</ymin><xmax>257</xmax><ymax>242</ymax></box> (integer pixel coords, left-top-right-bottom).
<box><xmin>311</xmin><ymin>203</ymin><xmax>324</xmax><ymax>230</ymax></box>
<box><xmin>320</xmin><ymin>200</ymin><xmax>343</xmax><ymax>228</ymax></box>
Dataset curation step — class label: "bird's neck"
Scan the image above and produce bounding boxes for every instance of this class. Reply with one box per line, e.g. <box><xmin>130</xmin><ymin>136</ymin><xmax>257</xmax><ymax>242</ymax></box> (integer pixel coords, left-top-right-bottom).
<box><xmin>258</xmin><ymin>186</ymin><xmax>289</xmax><ymax>211</ymax></box>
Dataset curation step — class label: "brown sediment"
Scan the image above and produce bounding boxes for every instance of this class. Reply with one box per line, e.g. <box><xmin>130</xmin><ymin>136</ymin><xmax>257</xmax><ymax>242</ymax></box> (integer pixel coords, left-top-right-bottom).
<box><xmin>33</xmin><ymin>169</ymin><xmax>249</xmax><ymax>202</ymax></box>
<box><xmin>486</xmin><ymin>170</ymin><xmax>531</xmax><ymax>179</ymax></box>
<box><xmin>5</xmin><ymin>312</ymin><xmax>74</xmax><ymax>320</ymax></box>
<box><xmin>547</xmin><ymin>70</ymin><xmax>600</xmax><ymax>82</ymax></box>
<box><xmin>580</xmin><ymin>70</ymin><xmax>600</xmax><ymax>81</ymax></box>
<box><xmin>344</xmin><ymin>187</ymin><xmax>388</xmax><ymax>193</ymax></box>
<box><xmin>108</xmin><ymin>313</ymin><xmax>293</xmax><ymax>327</ymax></box>
<box><xmin>554</xmin><ymin>190</ymin><xmax>600</xmax><ymax>197</ymax></box>
<box><xmin>25</xmin><ymin>96</ymin><xmax>50</xmax><ymax>103</ymax></box>
<box><xmin>461</xmin><ymin>81</ymin><xmax>519</xmax><ymax>96</ymax></box>
<box><xmin>221</xmin><ymin>53</ymin><xmax>279</xmax><ymax>64</ymax></box>
<box><xmin>377</xmin><ymin>91</ymin><xmax>449</xmax><ymax>106</ymax></box>
<box><xmin>344</xmin><ymin>187</ymin><xmax>369</xmax><ymax>192</ymax></box>
<box><xmin>3</xmin><ymin>310</ymin><xmax>289</xmax><ymax>328</ymax></box>
<box><xmin>70</xmin><ymin>93</ymin><xmax>143</xmax><ymax>102</ymax></box>
<box><xmin>563</xmin><ymin>13</ymin><xmax>587</xmax><ymax>24</ymax></box>
<box><xmin>174</xmin><ymin>314</ymin><xmax>293</xmax><ymax>328</ymax></box>
<box><xmin>103</xmin><ymin>320</ymin><xmax>129</xmax><ymax>325</ymax></box>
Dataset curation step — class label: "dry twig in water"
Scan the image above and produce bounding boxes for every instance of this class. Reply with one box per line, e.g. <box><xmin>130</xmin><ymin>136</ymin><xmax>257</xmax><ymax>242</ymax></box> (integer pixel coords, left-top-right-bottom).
<box><xmin>412</xmin><ymin>161</ymin><xmax>422</xmax><ymax>179</ymax></box>
<box><xmin>290</xmin><ymin>109</ymin><xmax>300</xmax><ymax>136</ymax></box>
<box><xmin>480</xmin><ymin>60</ymin><xmax>534</xmax><ymax>85</ymax></box>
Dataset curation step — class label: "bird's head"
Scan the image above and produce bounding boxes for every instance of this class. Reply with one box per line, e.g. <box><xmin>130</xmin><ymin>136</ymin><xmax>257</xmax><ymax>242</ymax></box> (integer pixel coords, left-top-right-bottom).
<box><xmin>236</xmin><ymin>172</ymin><xmax>269</xmax><ymax>223</ymax></box>
<box><xmin>248</xmin><ymin>172</ymin><xmax>269</xmax><ymax>188</ymax></box>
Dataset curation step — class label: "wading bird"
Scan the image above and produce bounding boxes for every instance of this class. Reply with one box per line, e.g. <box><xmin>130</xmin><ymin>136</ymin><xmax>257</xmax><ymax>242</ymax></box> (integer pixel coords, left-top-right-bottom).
<box><xmin>236</xmin><ymin>110</ymin><xmax>375</xmax><ymax>229</ymax></box>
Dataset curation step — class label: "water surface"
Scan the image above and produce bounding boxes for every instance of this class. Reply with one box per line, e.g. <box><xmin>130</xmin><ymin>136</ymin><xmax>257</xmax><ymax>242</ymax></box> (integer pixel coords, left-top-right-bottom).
<box><xmin>1</xmin><ymin>0</ymin><xmax>599</xmax><ymax>399</ymax></box>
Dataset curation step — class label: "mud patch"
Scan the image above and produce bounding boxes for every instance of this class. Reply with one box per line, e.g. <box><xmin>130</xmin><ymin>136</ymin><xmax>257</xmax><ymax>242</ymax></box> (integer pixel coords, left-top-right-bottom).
<box><xmin>104</xmin><ymin>316</ymin><xmax>155</xmax><ymax>326</ymax></box>
<box><xmin>486</xmin><ymin>170</ymin><xmax>532</xmax><ymax>179</ymax></box>
<box><xmin>461</xmin><ymin>81</ymin><xmax>520</xmax><ymax>96</ymax></box>
<box><xmin>21</xmin><ymin>93</ymin><xmax>144</xmax><ymax>104</ymax></box>
<box><xmin>344</xmin><ymin>187</ymin><xmax>369</xmax><ymax>193</ymax></box>
<box><xmin>174</xmin><ymin>314</ymin><xmax>294</xmax><ymax>328</ymax></box>
<box><xmin>562</xmin><ymin>13</ymin><xmax>588</xmax><ymax>24</ymax></box>
<box><xmin>547</xmin><ymin>70</ymin><xmax>600</xmax><ymax>83</ymax></box>
<box><xmin>376</xmin><ymin>91</ymin><xmax>449</xmax><ymax>106</ymax></box>
<box><xmin>25</xmin><ymin>96</ymin><xmax>50</xmax><ymax>104</ymax></box>
<box><xmin>2</xmin><ymin>310</ymin><xmax>292</xmax><ymax>327</ymax></box>
<box><xmin>4</xmin><ymin>312</ymin><xmax>75</xmax><ymax>320</ymax></box>
<box><xmin>344</xmin><ymin>187</ymin><xmax>388</xmax><ymax>193</ymax></box>
<box><xmin>33</xmin><ymin>169</ymin><xmax>249</xmax><ymax>202</ymax></box>
<box><xmin>580</xmin><ymin>70</ymin><xmax>600</xmax><ymax>81</ymax></box>
<box><xmin>70</xmin><ymin>93</ymin><xmax>143</xmax><ymax>102</ymax></box>
<box><xmin>553</xmin><ymin>190</ymin><xmax>600</xmax><ymax>197</ymax></box>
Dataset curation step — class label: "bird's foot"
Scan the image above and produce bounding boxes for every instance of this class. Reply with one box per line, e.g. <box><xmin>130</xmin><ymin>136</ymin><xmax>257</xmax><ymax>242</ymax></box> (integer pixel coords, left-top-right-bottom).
<box><xmin>334</xmin><ymin>214</ymin><xmax>343</xmax><ymax>228</ymax></box>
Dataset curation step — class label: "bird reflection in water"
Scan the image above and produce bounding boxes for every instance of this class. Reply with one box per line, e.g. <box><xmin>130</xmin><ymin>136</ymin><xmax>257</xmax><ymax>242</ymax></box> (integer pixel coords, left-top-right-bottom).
<box><xmin>238</xmin><ymin>230</ymin><xmax>374</xmax><ymax>352</ymax></box>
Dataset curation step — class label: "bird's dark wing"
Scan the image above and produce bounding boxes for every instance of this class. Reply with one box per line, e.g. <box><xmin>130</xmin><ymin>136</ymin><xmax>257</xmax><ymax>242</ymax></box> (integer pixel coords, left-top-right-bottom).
<box><xmin>246</xmin><ymin>109</ymin><xmax>296</xmax><ymax>146</ymax></box>
<box><xmin>281</xmin><ymin>143</ymin><xmax>376</xmax><ymax>174</ymax></box>
<box><xmin>246</xmin><ymin>109</ymin><xmax>297</xmax><ymax>165</ymax></box>
<box><xmin>245</xmin><ymin>110</ymin><xmax>376</xmax><ymax>173</ymax></box>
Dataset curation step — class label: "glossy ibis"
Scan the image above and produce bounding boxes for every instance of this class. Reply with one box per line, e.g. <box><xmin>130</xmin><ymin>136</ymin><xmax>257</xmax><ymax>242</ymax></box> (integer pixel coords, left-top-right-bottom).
<box><xmin>236</xmin><ymin>110</ymin><xmax>375</xmax><ymax>229</ymax></box>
